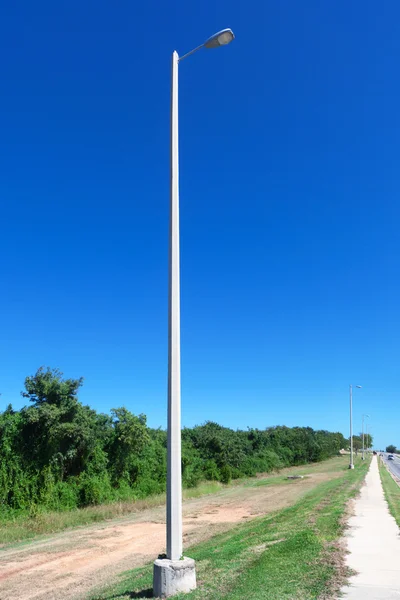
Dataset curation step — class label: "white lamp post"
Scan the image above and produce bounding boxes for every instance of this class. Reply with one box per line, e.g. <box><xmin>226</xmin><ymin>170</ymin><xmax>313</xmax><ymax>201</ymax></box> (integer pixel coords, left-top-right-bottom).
<box><xmin>153</xmin><ymin>29</ymin><xmax>235</xmax><ymax>599</ymax></box>
<box><xmin>366</xmin><ymin>421</ymin><xmax>371</xmax><ymax>453</ymax></box>
<box><xmin>349</xmin><ymin>384</ymin><xmax>362</xmax><ymax>469</ymax></box>
<box><xmin>362</xmin><ymin>413</ymin><xmax>369</xmax><ymax>460</ymax></box>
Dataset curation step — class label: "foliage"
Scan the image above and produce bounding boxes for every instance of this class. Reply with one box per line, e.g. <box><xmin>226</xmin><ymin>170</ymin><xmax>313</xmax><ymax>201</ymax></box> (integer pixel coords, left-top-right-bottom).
<box><xmin>0</xmin><ymin>367</ymin><xmax>348</xmax><ymax>517</ymax></box>
<box><xmin>350</xmin><ymin>433</ymin><xmax>374</xmax><ymax>454</ymax></box>
<box><xmin>364</xmin><ymin>433</ymin><xmax>373</xmax><ymax>449</ymax></box>
<box><xmin>386</xmin><ymin>445</ymin><xmax>397</xmax><ymax>454</ymax></box>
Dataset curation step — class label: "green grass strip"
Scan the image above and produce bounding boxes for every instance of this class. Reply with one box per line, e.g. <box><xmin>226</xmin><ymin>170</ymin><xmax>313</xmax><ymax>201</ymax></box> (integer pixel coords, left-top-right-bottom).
<box><xmin>379</xmin><ymin>458</ymin><xmax>400</xmax><ymax>527</ymax></box>
<box><xmin>91</xmin><ymin>458</ymin><xmax>369</xmax><ymax>600</ymax></box>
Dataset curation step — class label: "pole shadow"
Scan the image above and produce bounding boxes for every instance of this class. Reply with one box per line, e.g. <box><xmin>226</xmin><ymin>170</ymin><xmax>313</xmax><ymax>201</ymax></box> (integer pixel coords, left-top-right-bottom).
<box><xmin>96</xmin><ymin>590</ymin><xmax>153</xmax><ymax>599</ymax></box>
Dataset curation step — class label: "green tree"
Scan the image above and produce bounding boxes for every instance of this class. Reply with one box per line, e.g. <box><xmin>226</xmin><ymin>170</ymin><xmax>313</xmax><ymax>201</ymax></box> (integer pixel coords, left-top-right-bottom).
<box><xmin>386</xmin><ymin>444</ymin><xmax>397</xmax><ymax>453</ymax></box>
<box><xmin>22</xmin><ymin>366</ymin><xmax>83</xmax><ymax>406</ymax></box>
<box><xmin>107</xmin><ymin>407</ymin><xmax>150</xmax><ymax>486</ymax></box>
<box><xmin>353</xmin><ymin>436</ymin><xmax>363</xmax><ymax>454</ymax></box>
<box><xmin>364</xmin><ymin>433</ymin><xmax>373</xmax><ymax>449</ymax></box>
<box><xmin>19</xmin><ymin>367</ymin><xmax>104</xmax><ymax>481</ymax></box>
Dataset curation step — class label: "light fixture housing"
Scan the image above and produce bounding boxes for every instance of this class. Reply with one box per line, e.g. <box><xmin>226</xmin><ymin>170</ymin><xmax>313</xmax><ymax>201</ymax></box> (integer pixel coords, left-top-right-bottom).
<box><xmin>204</xmin><ymin>28</ymin><xmax>235</xmax><ymax>49</ymax></box>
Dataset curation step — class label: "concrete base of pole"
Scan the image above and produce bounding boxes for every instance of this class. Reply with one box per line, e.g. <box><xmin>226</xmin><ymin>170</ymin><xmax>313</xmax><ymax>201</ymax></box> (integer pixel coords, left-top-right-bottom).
<box><xmin>349</xmin><ymin>464</ymin><xmax>355</xmax><ymax>469</ymax></box>
<box><xmin>153</xmin><ymin>557</ymin><xmax>196</xmax><ymax>598</ymax></box>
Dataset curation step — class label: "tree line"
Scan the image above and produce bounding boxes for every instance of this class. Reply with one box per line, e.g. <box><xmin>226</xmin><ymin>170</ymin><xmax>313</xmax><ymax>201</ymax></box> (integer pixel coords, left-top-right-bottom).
<box><xmin>0</xmin><ymin>368</ymin><xmax>348</xmax><ymax>517</ymax></box>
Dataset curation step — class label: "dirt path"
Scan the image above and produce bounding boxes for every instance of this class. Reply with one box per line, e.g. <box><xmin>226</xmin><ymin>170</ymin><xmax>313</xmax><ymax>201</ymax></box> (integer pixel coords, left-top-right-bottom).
<box><xmin>0</xmin><ymin>471</ymin><xmax>339</xmax><ymax>600</ymax></box>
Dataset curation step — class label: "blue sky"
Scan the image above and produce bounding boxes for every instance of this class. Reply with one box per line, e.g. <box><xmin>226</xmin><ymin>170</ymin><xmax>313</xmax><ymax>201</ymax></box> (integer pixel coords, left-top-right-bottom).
<box><xmin>1</xmin><ymin>1</ymin><xmax>399</xmax><ymax>449</ymax></box>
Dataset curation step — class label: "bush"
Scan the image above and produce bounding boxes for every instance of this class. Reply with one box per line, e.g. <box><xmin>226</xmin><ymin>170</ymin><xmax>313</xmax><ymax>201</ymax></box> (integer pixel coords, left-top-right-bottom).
<box><xmin>203</xmin><ymin>460</ymin><xmax>220</xmax><ymax>481</ymax></box>
<box><xmin>78</xmin><ymin>473</ymin><xmax>113</xmax><ymax>506</ymax></box>
<box><xmin>220</xmin><ymin>465</ymin><xmax>232</xmax><ymax>484</ymax></box>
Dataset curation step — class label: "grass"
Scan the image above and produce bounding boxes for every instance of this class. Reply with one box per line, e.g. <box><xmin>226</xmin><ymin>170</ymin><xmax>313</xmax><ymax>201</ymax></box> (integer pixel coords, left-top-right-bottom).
<box><xmin>0</xmin><ymin>456</ymin><xmax>348</xmax><ymax>547</ymax></box>
<box><xmin>379</xmin><ymin>457</ymin><xmax>400</xmax><ymax>527</ymax></box>
<box><xmin>90</xmin><ymin>457</ymin><xmax>369</xmax><ymax>600</ymax></box>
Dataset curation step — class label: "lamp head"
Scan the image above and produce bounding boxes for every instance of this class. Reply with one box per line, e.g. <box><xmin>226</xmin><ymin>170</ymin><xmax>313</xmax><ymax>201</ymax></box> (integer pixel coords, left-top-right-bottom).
<box><xmin>204</xmin><ymin>28</ymin><xmax>235</xmax><ymax>49</ymax></box>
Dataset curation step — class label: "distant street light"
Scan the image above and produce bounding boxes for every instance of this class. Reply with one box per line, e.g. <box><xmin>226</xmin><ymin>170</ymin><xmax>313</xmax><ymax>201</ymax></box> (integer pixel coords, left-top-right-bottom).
<box><xmin>366</xmin><ymin>421</ymin><xmax>371</xmax><ymax>453</ymax></box>
<box><xmin>349</xmin><ymin>384</ymin><xmax>362</xmax><ymax>469</ymax></box>
<box><xmin>153</xmin><ymin>28</ymin><xmax>235</xmax><ymax>599</ymax></box>
<box><xmin>362</xmin><ymin>413</ymin><xmax>369</xmax><ymax>460</ymax></box>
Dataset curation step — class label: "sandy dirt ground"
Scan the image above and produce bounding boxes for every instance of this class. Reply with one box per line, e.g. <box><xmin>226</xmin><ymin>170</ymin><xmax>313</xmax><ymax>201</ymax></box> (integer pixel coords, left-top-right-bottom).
<box><xmin>0</xmin><ymin>471</ymin><xmax>339</xmax><ymax>600</ymax></box>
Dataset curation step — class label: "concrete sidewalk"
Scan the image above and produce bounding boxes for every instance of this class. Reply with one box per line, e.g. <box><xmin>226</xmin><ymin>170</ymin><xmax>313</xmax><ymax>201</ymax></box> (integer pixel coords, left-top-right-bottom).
<box><xmin>341</xmin><ymin>456</ymin><xmax>400</xmax><ymax>599</ymax></box>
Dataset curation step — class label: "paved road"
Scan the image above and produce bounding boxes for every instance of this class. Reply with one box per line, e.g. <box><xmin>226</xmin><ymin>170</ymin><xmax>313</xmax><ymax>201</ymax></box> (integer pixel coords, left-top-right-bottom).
<box><xmin>382</xmin><ymin>452</ymin><xmax>400</xmax><ymax>479</ymax></box>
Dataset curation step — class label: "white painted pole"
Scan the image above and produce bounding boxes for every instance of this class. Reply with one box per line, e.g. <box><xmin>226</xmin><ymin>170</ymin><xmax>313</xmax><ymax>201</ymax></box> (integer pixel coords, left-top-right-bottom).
<box><xmin>167</xmin><ymin>50</ymin><xmax>183</xmax><ymax>562</ymax></box>
<box><xmin>362</xmin><ymin>415</ymin><xmax>365</xmax><ymax>460</ymax></box>
<box><xmin>349</xmin><ymin>384</ymin><xmax>354</xmax><ymax>469</ymax></box>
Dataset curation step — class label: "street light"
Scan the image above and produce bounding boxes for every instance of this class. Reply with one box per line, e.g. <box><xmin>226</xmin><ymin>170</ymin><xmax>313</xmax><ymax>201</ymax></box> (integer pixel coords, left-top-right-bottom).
<box><xmin>349</xmin><ymin>384</ymin><xmax>362</xmax><ymax>469</ymax></box>
<box><xmin>362</xmin><ymin>414</ymin><xmax>369</xmax><ymax>460</ymax></box>
<box><xmin>366</xmin><ymin>421</ymin><xmax>371</xmax><ymax>453</ymax></box>
<box><xmin>153</xmin><ymin>29</ymin><xmax>235</xmax><ymax>599</ymax></box>
<box><xmin>179</xmin><ymin>28</ymin><xmax>235</xmax><ymax>59</ymax></box>
<box><xmin>204</xmin><ymin>29</ymin><xmax>235</xmax><ymax>48</ymax></box>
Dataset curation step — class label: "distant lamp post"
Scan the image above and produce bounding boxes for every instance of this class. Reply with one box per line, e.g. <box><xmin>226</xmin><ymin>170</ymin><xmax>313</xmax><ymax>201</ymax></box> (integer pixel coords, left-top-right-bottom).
<box><xmin>362</xmin><ymin>414</ymin><xmax>369</xmax><ymax>460</ymax></box>
<box><xmin>349</xmin><ymin>385</ymin><xmax>362</xmax><ymax>469</ymax></box>
<box><xmin>153</xmin><ymin>29</ymin><xmax>235</xmax><ymax>599</ymax></box>
<box><xmin>366</xmin><ymin>421</ymin><xmax>371</xmax><ymax>453</ymax></box>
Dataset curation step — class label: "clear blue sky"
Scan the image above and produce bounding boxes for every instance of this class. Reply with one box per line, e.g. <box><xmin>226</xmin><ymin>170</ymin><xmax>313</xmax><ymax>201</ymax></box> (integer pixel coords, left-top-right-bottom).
<box><xmin>1</xmin><ymin>1</ymin><xmax>399</xmax><ymax>449</ymax></box>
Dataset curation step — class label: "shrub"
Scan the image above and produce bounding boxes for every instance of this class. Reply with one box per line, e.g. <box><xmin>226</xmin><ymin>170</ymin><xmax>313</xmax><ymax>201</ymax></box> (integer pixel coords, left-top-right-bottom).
<box><xmin>220</xmin><ymin>465</ymin><xmax>232</xmax><ymax>484</ymax></box>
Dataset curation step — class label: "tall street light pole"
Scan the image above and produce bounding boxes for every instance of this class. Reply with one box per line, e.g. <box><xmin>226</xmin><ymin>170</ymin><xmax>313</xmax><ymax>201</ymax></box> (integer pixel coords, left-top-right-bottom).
<box><xmin>362</xmin><ymin>413</ymin><xmax>369</xmax><ymax>460</ymax></box>
<box><xmin>349</xmin><ymin>384</ymin><xmax>362</xmax><ymax>469</ymax></box>
<box><xmin>154</xmin><ymin>28</ymin><xmax>235</xmax><ymax>599</ymax></box>
<box><xmin>366</xmin><ymin>421</ymin><xmax>371</xmax><ymax>453</ymax></box>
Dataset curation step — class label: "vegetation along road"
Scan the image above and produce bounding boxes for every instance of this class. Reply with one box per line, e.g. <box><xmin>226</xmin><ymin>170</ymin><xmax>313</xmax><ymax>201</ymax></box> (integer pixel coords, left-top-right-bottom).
<box><xmin>0</xmin><ymin>456</ymin><xmax>367</xmax><ymax>600</ymax></box>
<box><xmin>0</xmin><ymin>369</ymin><xmax>366</xmax><ymax>599</ymax></box>
<box><xmin>379</xmin><ymin>455</ymin><xmax>400</xmax><ymax>527</ymax></box>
